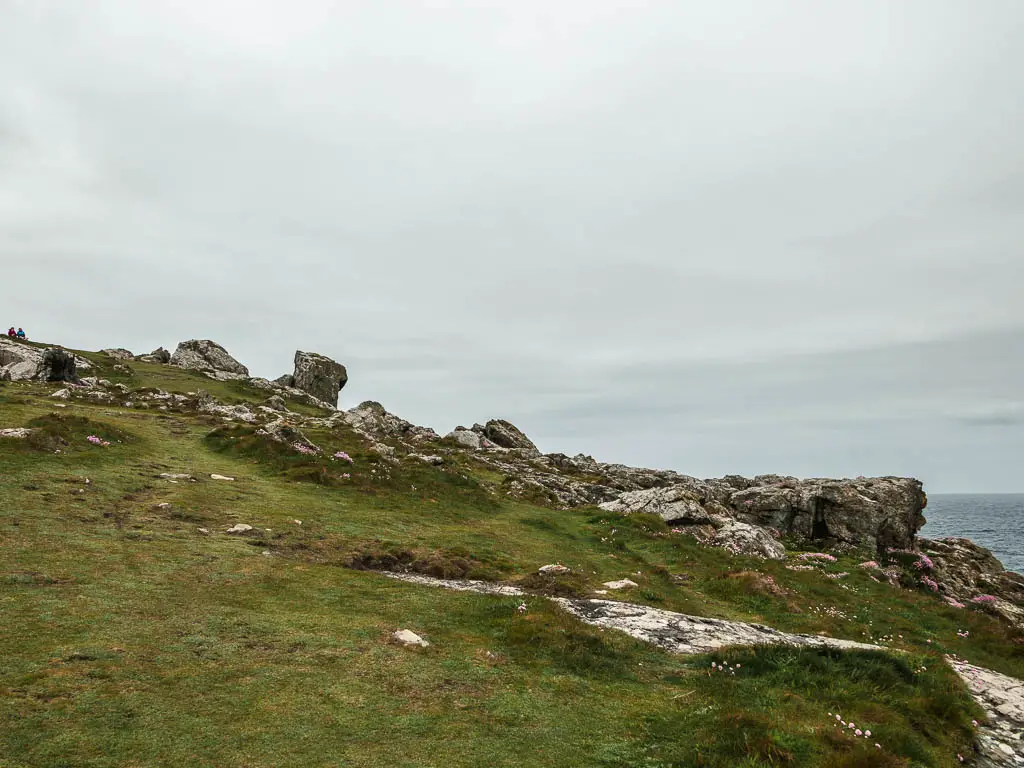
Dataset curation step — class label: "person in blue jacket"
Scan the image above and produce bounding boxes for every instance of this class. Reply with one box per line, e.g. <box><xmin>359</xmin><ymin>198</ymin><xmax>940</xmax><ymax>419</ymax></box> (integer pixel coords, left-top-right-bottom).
<box><xmin>16</xmin><ymin>328</ymin><xmax>26</xmax><ymax>339</ymax></box>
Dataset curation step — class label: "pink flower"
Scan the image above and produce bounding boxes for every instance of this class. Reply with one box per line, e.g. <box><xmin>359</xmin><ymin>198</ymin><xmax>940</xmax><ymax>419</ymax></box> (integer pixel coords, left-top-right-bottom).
<box><xmin>855</xmin><ymin>729</ymin><xmax>862</xmax><ymax>736</ymax></box>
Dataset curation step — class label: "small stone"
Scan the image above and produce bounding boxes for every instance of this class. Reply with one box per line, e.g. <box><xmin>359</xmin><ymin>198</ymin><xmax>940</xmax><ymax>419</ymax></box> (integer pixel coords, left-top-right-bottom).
<box><xmin>226</xmin><ymin>524</ymin><xmax>254</xmax><ymax>534</ymax></box>
<box><xmin>211</xmin><ymin>474</ymin><xmax>235</xmax><ymax>481</ymax></box>
<box><xmin>197</xmin><ymin>528</ymin><xmax>210</xmax><ymax>534</ymax></box>
<box><xmin>159</xmin><ymin>473</ymin><xmax>194</xmax><ymax>481</ymax></box>
<box><xmin>603</xmin><ymin>579</ymin><xmax>639</xmax><ymax>590</ymax></box>
<box><xmin>538</xmin><ymin>564</ymin><xmax>571</xmax><ymax>575</ymax></box>
<box><xmin>0</xmin><ymin>428</ymin><xmax>32</xmax><ymax>439</ymax></box>
<box><xmin>392</xmin><ymin>629</ymin><xmax>430</xmax><ymax>648</ymax></box>
<box><xmin>292</xmin><ymin>519</ymin><xmax>302</xmax><ymax>525</ymax></box>
<box><xmin>408</xmin><ymin>453</ymin><xmax>444</xmax><ymax>466</ymax></box>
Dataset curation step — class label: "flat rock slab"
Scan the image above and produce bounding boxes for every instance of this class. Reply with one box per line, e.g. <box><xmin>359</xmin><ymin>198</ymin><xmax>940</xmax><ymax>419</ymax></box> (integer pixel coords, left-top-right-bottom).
<box><xmin>385</xmin><ymin>572</ymin><xmax>526</xmax><ymax>597</ymax></box>
<box><xmin>603</xmin><ymin>579</ymin><xmax>639</xmax><ymax>590</ymax></box>
<box><xmin>555</xmin><ymin>598</ymin><xmax>881</xmax><ymax>656</ymax></box>
<box><xmin>949</xmin><ymin>660</ymin><xmax>1024</xmax><ymax>765</ymax></box>
<box><xmin>382</xmin><ymin>572</ymin><xmax>878</xmax><ymax>654</ymax></box>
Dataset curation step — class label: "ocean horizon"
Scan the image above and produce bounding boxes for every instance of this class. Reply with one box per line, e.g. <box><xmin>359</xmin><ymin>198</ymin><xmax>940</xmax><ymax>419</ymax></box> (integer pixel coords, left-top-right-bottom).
<box><xmin>920</xmin><ymin>493</ymin><xmax>1024</xmax><ymax>574</ymax></box>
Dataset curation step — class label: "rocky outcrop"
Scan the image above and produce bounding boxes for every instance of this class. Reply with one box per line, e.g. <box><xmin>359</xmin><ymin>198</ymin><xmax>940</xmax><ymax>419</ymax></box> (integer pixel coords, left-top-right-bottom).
<box><xmin>710</xmin><ymin>521</ymin><xmax>787</xmax><ymax>560</ymax></box>
<box><xmin>598</xmin><ymin>475</ymin><xmax>925</xmax><ymax>554</ymax></box>
<box><xmin>0</xmin><ymin>338</ymin><xmax>90</xmax><ymax>382</ymax></box>
<box><xmin>257</xmin><ymin>418</ymin><xmax>321</xmax><ymax>453</ymax></box>
<box><xmin>169</xmin><ymin>340</ymin><xmax>249</xmax><ymax>380</ymax></box>
<box><xmin>599</xmin><ymin>484</ymin><xmax>726</xmax><ymax>525</ymax></box>
<box><xmin>282</xmin><ymin>351</ymin><xmax>348</xmax><ymax>408</ymax></box>
<box><xmin>920</xmin><ymin>538</ymin><xmax>1024</xmax><ymax>629</ymax></box>
<box><xmin>446</xmin><ymin>428</ymin><xmax>482</xmax><ymax>449</ymax></box>
<box><xmin>102</xmin><ymin>348</ymin><xmax>134</xmax><ymax>361</ymax></box>
<box><xmin>339</xmin><ymin>401</ymin><xmax>439</xmax><ymax>444</ymax></box>
<box><xmin>729</xmin><ymin>476</ymin><xmax>926</xmax><ymax>553</ymax></box>
<box><xmin>136</xmin><ymin>347</ymin><xmax>171</xmax><ymax>364</ymax></box>
<box><xmin>472</xmin><ymin>419</ymin><xmax>541</xmax><ymax>457</ymax></box>
<box><xmin>40</xmin><ymin>348</ymin><xmax>80</xmax><ymax>383</ymax></box>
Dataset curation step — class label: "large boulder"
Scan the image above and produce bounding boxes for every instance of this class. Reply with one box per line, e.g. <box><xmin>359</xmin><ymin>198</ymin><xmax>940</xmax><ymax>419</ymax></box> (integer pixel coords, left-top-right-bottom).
<box><xmin>728</xmin><ymin>477</ymin><xmax>926</xmax><ymax>552</ymax></box>
<box><xmin>136</xmin><ymin>347</ymin><xmax>171</xmax><ymax>364</ymax></box>
<box><xmin>169</xmin><ymin>340</ymin><xmax>249</xmax><ymax>380</ymax></box>
<box><xmin>446</xmin><ymin>428</ymin><xmax>482</xmax><ymax>449</ymax></box>
<box><xmin>287</xmin><ymin>351</ymin><xmax>348</xmax><ymax>408</ymax></box>
<box><xmin>595</xmin><ymin>474</ymin><xmax>925</xmax><ymax>554</ymax></box>
<box><xmin>101</xmin><ymin>348</ymin><xmax>134</xmax><ymax>361</ymax></box>
<box><xmin>340</xmin><ymin>401</ymin><xmax>439</xmax><ymax>443</ymax></box>
<box><xmin>40</xmin><ymin>348</ymin><xmax>80</xmax><ymax>383</ymax></box>
<box><xmin>0</xmin><ymin>338</ymin><xmax>90</xmax><ymax>382</ymax></box>
<box><xmin>599</xmin><ymin>483</ymin><xmax>722</xmax><ymax>525</ymax></box>
<box><xmin>473</xmin><ymin>419</ymin><xmax>541</xmax><ymax>457</ymax></box>
<box><xmin>710</xmin><ymin>521</ymin><xmax>786</xmax><ymax>560</ymax></box>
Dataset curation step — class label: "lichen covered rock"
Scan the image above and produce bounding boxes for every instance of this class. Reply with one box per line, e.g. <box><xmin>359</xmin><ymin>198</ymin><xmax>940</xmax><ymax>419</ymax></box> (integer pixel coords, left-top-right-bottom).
<box><xmin>169</xmin><ymin>340</ymin><xmax>249</xmax><ymax>380</ymax></box>
<box><xmin>0</xmin><ymin>338</ymin><xmax>90</xmax><ymax>382</ymax></box>
<box><xmin>473</xmin><ymin>419</ymin><xmax>541</xmax><ymax>457</ymax></box>
<box><xmin>289</xmin><ymin>351</ymin><xmax>348</xmax><ymax>408</ymax></box>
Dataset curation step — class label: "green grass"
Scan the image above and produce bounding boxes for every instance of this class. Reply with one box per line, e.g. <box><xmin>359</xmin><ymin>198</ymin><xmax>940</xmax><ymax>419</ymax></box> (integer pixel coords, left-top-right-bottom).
<box><xmin>0</xmin><ymin>365</ymin><xmax>1015</xmax><ymax>767</ymax></box>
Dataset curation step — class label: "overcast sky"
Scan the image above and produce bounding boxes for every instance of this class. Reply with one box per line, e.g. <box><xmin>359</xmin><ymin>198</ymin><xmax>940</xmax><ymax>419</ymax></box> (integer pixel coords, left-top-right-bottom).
<box><xmin>2</xmin><ymin>1</ymin><xmax>1022</xmax><ymax>493</ymax></box>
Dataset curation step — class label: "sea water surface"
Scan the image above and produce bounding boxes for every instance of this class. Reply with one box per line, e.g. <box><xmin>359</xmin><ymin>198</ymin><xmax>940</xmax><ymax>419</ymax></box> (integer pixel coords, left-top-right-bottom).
<box><xmin>921</xmin><ymin>494</ymin><xmax>1024</xmax><ymax>574</ymax></box>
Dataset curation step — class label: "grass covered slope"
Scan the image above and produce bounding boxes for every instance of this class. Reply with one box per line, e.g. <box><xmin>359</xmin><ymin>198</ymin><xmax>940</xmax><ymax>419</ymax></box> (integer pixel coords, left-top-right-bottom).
<box><xmin>0</xmin><ymin>349</ymin><xmax>1018</xmax><ymax>766</ymax></box>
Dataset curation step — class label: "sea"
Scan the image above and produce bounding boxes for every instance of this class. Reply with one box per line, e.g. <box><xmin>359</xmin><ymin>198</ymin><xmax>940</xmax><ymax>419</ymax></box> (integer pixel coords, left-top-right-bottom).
<box><xmin>921</xmin><ymin>494</ymin><xmax>1024</xmax><ymax>574</ymax></box>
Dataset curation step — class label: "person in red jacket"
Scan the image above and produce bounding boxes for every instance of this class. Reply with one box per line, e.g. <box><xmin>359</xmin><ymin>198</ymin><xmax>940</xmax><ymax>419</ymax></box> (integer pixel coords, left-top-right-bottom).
<box><xmin>6</xmin><ymin>327</ymin><xmax>15</xmax><ymax>337</ymax></box>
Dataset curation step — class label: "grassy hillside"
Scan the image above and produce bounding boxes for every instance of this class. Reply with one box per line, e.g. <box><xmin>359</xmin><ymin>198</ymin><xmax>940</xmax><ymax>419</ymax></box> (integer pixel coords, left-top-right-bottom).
<box><xmin>2</xmin><ymin>347</ymin><xmax>1020</xmax><ymax>767</ymax></box>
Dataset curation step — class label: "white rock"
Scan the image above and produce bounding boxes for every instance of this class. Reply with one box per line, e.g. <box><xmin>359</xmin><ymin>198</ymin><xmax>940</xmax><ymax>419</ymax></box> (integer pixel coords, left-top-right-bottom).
<box><xmin>211</xmin><ymin>474</ymin><xmax>235</xmax><ymax>481</ymax></box>
<box><xmin>51</xmin><ymin>389</ymin><xmax>71</xmax><ymax>399</ymax></box>
<box><xmin>538</xmin><ymin>564</ymin><xmax>571</xmax><ymax>575</ymax></box>
<box><xmin>392</xmin><ymin>629</ymin><xmax>430</xmax><ymax>648</ymax></box>
<box><xmin>711</xmin><ymin>521</ymin><xmax>787</xmax><ymax>560</ymax></box>
<box><xmin>169</xmin><ymin>339</ymin><xmax>249</xmax><ymax>380</ymax></box>
<box><xmin>159</xmin><ymin>473</ymin><xmax>194</xmax><ymax>481</ymax></box>
<box><xmin>446</xmin><ymin>429</ymin><xmax>482</xmax><ymax>449</ymax></box>
<box><xmin>603</xmin><ymin>579</ymin><xmax>639</xmax><ymax>590</ymax></box>
<box><xmin>408</xmin><ymin>454</ymin><xmax>444</xmax><ymax>465</ymax></box>
<box><xmin>226</xmin><ymin>524</ymin><xmax>254</xmax><ymax>534</ymax></box>
<box><xmin>0</xmin><ymin>428</ymin><xmax>32</xmax><ymax>438</ymax></box>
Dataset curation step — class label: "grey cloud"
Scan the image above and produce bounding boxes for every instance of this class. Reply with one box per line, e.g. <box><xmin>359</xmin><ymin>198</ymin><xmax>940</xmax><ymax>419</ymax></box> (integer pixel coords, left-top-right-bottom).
<box><xmin>1</xmin><ymin>0</ymin><xmax>1023</xmax><ymax>492</ymax></box>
